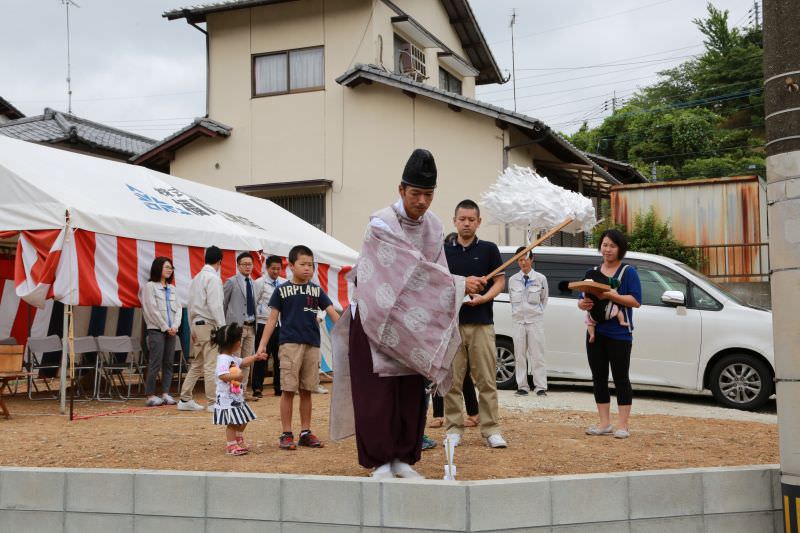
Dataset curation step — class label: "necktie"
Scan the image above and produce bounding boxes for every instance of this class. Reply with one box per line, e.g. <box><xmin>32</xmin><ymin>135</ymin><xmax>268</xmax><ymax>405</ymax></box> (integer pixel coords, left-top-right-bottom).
<box><xmin>523</xmin><ymin>274</ymin><xmax>529</xmax><ymax>287</ymax></box>
<box><xmin>245</xmin><ymin>277</ymin><xmax>255</xmax><ymax>317</ymax></box>
<box><xmin>273</xmin><ymin>279</ymin><xmax>279</xmax><ymax>288</ymax></box>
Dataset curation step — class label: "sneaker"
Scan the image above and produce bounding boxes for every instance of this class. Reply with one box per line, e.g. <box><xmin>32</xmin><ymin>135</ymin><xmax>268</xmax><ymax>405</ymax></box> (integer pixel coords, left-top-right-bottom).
<box><xmin>279</xmin><ymin>432</ymin><xmax>297</xmax><ymax>450</ymax></box>
<box><xmin>536</xmin><ymin>390</ymin><xmax>547</xmax><ymax>397</ymax></box>
<box><xmin>421</xmin><ymin>434</ymin><xmax>436</xmax><ymax>451</ymax></box>
<box><xmin>161</xmin><ymin>394</ymin><xmax>177</xmax><ymax>405</ymax></box>
<box><xmin>444</xmin><ymin>432</ymin><xmax>461</xmax><ymax>447</ymax></box>
<box><xmin>515</xmin><ymin>389</ymin><xmax>529</xmax><ymax>396</ymax></box>
<box><xmin>585</xmin><ymin>424</ymin><xmax>614</xmax><ymax>436</ymax></box>
<box><xmin>145</xmin><ymin>396</ymin><xmax>164</xmax><ymax>407</ymax></box>
<box><xmin>177</xmin><ymin>399</ymin><xmax>204</xmax><ymax>411</ymax></box>
<box><xmin>614</xmin><ymin>429</ymin><xmax>630</xmax><ymax>439</ymax></box>
<box><xmin>298</xmin><ymin>430</ymin><xmax>324</xmax><ymax>448</ymax></box>
<box><xmin>253</xmin><ymin>390</ymin><xmax>263</xmax><ymax>398</ymax></box>
<box><xmin>391</xmin><ymin>460</ymin><xmax>424</xmax><ymax>479</ymax></box>
<box><xmin>372</xmin><ymin>463</ymin><xmax>393</xmax><ymax>479</ymax></box>
<box><xmin>315</xmin><ymin>385</ymin><xmax>329</xmax><ymax>394</ymax></box>
<box><xmin>486</xmin><ymin>434</ymin><xmax>508</xmax><ymax>448</ymax></box>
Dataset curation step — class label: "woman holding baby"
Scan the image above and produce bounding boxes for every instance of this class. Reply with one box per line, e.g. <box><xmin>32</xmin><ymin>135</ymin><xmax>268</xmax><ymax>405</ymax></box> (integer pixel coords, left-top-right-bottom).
<box><xmin>578</xmin><ymin>229</ymin><xmax>642</xmax><ymax>439</ymax></box>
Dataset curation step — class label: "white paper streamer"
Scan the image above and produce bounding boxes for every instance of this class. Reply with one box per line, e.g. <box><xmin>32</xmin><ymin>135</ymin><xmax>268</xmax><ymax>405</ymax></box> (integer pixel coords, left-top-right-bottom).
<box><xmin>480</xmin><ymin>165</ymin><xmax>597</xmax><ymax>234</ymax></box>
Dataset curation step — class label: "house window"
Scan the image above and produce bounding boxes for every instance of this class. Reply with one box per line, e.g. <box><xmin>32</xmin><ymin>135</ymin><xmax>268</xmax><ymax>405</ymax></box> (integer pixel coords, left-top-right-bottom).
<box><xmin>267</xmin><ymin>193</ymin><xmax>326</xmax><ymax>231</ymax></box>
<box><xmin>253</xmin><ymin>46</ymin><xmax>324</xmax><ymax>96</ymax></box>
<box><xmin>439</xmin><ymin>68</ymin><xmax>462</xmax><ymax>94</ymax></box>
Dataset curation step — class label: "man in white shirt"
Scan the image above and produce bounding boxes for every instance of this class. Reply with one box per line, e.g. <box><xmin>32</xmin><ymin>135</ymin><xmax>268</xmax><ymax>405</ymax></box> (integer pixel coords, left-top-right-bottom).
<box><xmin>252</xmin><ymin>255</ymin><xmax>286</xmax><ymax>398</ymax></box>
<box><xmin>178</xmin><ymin>246</ymin><xmax>226</xmax><ymax>412</ymax></box>
<box><xmin>508</xmin><ymin>248</ymin><xmax>549</xmax><ymax>396</ymax></box>
<box><xmin>223</xmin><ymin>252</ymin><xmax>259</xmax><ymax>394</ymax></box>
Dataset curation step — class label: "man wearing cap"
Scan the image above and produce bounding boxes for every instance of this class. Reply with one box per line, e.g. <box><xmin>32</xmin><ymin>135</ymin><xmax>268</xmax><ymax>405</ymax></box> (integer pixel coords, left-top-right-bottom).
<box><xmin>330</xmin><ymin>149</ymin><xmax>486</xmax><ymax>479</ymax></box>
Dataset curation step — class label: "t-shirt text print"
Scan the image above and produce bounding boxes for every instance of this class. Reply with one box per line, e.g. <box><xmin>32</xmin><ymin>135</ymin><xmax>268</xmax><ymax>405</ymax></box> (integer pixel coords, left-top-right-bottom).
<box><xmin>268</xmin><ymin>281</ymin><xmax>333</xmax><ymax>347</ymax></box>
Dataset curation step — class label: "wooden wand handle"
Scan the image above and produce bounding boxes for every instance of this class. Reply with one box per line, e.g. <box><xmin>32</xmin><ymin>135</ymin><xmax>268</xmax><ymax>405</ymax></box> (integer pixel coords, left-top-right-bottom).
<box><xmin>486</xmin><ymin>217</ymin><xmax>575</xmax><ymax>279</ymax></box>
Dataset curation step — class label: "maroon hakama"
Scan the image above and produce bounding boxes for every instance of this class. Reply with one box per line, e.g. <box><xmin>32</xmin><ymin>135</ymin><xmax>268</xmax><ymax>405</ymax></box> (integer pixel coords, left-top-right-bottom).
<box><xmin>348</xmin><ymin>310</ymin><xmax>427</xmax><ymax>469</ymax></box>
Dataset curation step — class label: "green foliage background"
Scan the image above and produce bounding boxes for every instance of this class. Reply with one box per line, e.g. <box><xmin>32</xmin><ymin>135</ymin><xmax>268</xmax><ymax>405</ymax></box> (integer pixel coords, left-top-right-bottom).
<box><xmin>568</xmin><ymin>3</ymin><xmax>764</xmax><ymax>181</ymax></box>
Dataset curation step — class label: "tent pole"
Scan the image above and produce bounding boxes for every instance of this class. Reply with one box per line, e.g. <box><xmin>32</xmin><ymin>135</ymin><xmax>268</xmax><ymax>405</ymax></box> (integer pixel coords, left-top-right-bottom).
<box><xmin>59</xmin><ymin>305</ymin><xmax>69</xmax><ymax>414</ymax></box>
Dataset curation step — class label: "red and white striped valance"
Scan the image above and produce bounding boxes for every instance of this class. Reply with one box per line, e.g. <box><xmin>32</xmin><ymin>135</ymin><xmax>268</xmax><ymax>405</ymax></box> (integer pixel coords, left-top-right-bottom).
<box><xmin>1</xmin><ymin>229</ymin><xmax>352</xmax><ymax>310</ymax></box>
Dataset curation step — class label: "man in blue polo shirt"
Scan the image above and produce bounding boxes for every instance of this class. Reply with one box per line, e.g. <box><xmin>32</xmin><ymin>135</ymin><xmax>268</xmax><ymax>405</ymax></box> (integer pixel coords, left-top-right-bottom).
<box><xmin>443</xmin><ymin>199</ymin><xmax>508</xmax><ymax>448</ymax></box>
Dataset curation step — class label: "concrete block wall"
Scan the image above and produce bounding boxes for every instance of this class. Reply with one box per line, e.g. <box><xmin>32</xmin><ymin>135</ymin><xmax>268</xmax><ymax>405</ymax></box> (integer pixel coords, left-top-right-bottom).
<box><xmin>0</xmin><ymin>464</ymin><xmax>783</xmax><ymax>532</ymax></box>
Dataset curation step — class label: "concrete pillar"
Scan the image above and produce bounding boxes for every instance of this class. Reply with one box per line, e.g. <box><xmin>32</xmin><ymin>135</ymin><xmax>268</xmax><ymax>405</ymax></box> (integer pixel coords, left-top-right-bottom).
<box><xmin>763</xmin><ymin>1</ymin><xmax>800</xmax><ymax>531</ymax></box>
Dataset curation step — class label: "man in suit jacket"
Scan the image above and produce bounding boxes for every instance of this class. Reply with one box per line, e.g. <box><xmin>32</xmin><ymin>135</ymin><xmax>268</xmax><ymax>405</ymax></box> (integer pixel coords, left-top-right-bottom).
<box><xmin>223</xmin><ymin>252</ymin><xmax>262</xmax><ymax>394</ymax></box>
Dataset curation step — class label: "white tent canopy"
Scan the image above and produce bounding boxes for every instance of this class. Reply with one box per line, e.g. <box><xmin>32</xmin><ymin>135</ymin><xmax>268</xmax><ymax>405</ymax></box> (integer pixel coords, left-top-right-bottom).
<box><xmin>0</xmin><ymin>135</ymin><xmax>357</xmax><ymax>268</ymax></box>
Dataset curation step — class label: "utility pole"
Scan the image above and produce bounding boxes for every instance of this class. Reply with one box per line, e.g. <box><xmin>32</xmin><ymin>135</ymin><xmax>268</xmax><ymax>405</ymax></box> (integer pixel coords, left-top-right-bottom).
<box><xmin>612</xmin><ymin>90</ymin><xmax>617</xmax><ymax>113</ymax></box>
<box><xmin>62</xmin><ymin>0</ymin><xmax>80</xmax><ymax>114</ymax></box>
<box><xmin>751</xmin><ymin>0</ymin><xmax>761</xmax><ymax>31</ymax></box>
<box><xmin>650</xmin><ymin>161</ymin><xmax>657</xmax><ymax>182</ymax></box>
<box><xmin>763</xmin><ymin>1</ymin><xmax>800</xmax><ymax>531</ymax></box>
<box><xmin>510</xmin><ymin>9</ymin><xmax>517</xmax><ymax>112</ymax></box>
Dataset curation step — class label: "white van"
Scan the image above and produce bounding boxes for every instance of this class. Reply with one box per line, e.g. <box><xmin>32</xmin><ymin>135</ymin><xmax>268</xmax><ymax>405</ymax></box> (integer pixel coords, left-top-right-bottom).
<box><xmin>492</xmin><ymin>246</ymin><xmax>775</xmax><ymax>410</ymax></box>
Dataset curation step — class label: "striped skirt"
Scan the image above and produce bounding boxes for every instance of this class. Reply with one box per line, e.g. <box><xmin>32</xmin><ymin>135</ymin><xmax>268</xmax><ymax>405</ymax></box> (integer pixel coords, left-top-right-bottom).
<box><xmin>212</xmin><ymin>402</ymin><xmax>257</xmax><ymax>425</ymax></box>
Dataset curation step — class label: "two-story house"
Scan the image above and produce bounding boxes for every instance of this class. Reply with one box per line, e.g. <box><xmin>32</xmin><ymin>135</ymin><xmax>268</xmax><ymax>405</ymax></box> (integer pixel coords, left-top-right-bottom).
<box><xmin>134</xmin><ymin>0</ymin><xmax>643</xmax><ymax>249</ymax></box>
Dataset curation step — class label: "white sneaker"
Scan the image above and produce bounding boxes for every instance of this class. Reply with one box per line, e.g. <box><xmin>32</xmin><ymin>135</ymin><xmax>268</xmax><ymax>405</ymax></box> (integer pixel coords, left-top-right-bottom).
<box><xmin>486</xmin><ymin>434</ymin><xmax>508</xmax><ymax>448</ymax></box>
<box><xmin>372</xmin><ymin>462</ymin><xmax>393</xmax><ymax>479</ymax></box>
<box><xmin>391</xmin><ymin>460</ymin><xmax>424</xmax><ymax>479</ymax></box>
<box><xmin>161</xmin><ymin>394</ymin><xmax>177</xmax><ymax>405</ymax></box>
<box><xmin>145</xmin><ymin>396</ymin><xmax>164</xmax><ymax>407</ymax></box>
<box><xmin>315</xmin><ymin>385</ymin><xmax>329</xmax><ymax>394</ymax></box>
<box><xmin>176</xmin><ymin>399</ymin><xmax>204</xmax><ymax>411</ymax></box>
<box><xmin>444</xmin><ymin>432</ymin><xmax>461</xmax><ymax>447</ymax></box>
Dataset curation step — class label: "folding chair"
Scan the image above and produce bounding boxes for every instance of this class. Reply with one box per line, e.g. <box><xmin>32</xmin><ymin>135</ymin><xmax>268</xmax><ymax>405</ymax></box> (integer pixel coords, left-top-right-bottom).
<box><xmin>26</xmin><ymin>335</ymin><xmax>63</xmax><ymax>400</ymax></box>
<box><xmin>95</xmin><ymin>336</ymin><xmax>144</xmax><ymax>401</ymax></box>
<box><xmin>171</xmin><ymin>343</ymin><xmax>190</xmax><ymax>395</ymax></box>
<box><xmin>71</xmin><ymin>336</ymin><xmax>101</xmax><ymax>399</ymax></box>
<box><xmin>0</xmin><ymin>338</ymin><xmax>18</xmax><ymax>345</ymax></box>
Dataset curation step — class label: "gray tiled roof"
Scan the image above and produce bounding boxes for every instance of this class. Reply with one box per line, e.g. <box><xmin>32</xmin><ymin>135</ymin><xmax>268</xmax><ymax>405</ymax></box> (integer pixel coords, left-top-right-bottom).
<box><xmin>0</xmin><ymin>108</ymin><xmax>156</xmax><ymax>156</ymax></box>
<box><xmin>130</xmin><ymin>117</ymin><xmax>232</xmax><ymax>164</ymax></box>
<box><xmin>336</xmin><ymin>64</ymin><xmax>619</xmax><ymax>185</ymax></box>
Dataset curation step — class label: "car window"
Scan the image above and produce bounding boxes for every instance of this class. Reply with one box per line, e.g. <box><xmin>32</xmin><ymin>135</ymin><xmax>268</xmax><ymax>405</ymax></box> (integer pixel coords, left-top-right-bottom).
<box><xmin>630</xmin><ymin>262</ymin><xmax>689</xmax><ymax>307</ymax></box>
<box><xmin>500</xmin><ymin>252</ymin><xmax>599</xmax><ymax>299</ymax></box>
<box><xmin>691</xmin><ymin>284</ymin><xmax>722</xmax><ymax>311</ymax></box>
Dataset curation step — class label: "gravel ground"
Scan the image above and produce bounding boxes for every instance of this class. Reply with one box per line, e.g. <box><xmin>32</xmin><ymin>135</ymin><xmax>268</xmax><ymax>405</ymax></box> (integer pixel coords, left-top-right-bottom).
<box><xmin>498</xmin><ymin>381</ymin><xmax>777</xmax><ymax>424</ymax></box>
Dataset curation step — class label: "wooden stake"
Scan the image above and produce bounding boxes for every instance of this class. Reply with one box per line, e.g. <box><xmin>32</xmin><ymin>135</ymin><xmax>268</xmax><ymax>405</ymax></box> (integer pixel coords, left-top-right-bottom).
<box><xmin>486</xmin><ymin>217</ymin><xmax>574</xmax><ymax>279</ymax></box>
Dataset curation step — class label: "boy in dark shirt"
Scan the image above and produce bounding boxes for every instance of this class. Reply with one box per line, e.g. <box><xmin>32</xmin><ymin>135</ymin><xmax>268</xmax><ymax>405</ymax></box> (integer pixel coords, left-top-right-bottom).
<box><xmin>256</xmin><ymin>245</ymin><xmax>340</xmax><ymax>450</ymax></box>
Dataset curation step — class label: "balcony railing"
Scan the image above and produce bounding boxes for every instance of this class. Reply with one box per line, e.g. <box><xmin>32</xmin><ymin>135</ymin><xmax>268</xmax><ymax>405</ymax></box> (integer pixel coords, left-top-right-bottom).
<box><xmin>684</xmin><ymin>243</ymin><xmax>769</xmax><ymax>282</ymax></box>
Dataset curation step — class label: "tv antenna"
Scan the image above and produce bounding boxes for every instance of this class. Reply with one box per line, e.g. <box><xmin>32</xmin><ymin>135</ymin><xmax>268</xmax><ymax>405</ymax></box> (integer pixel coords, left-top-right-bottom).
<box><xmin>510</xmin><ymin>9</ymin><xmax>517</xmax><ymax>112</ymax></box>
<box><xmin>62</xmin><ymin>0</ymin><xmax>80</xmax><ymax>114</ymax></box>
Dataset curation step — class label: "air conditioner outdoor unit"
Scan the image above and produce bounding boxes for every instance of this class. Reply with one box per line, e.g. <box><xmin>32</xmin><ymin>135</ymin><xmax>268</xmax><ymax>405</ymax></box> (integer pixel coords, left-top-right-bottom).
<box><xmin>399</xmin><ymin>42</ymin><xmax>427</xmax><ymax>81</ymax></box>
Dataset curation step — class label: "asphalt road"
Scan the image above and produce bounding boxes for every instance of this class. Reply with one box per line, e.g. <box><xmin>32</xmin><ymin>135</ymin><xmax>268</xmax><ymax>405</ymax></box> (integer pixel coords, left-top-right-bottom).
<box><xmin>498</xmin><ymin>381</ymin><xmax>777</xmax><ymax>424</ymax></box>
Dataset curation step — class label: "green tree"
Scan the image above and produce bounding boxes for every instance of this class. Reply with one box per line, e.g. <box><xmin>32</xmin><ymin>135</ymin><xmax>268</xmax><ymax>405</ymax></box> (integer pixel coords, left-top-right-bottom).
<box><xmin>566</xmin><ymin>2</ymin><xmax>764</xmax><ymax>181</ymax></box>
<box><xmin>626</xmin><ymin>209</ymin><xmax>704</xmax><ymax>269</ymax></box>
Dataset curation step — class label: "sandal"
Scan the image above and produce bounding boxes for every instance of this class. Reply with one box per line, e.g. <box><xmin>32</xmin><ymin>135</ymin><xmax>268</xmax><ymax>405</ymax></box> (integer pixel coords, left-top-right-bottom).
<box><xmin>464</xmin><ymin>415</ymin><xmax>479</xmax><ymax>427</ymax></box>
<box><xmin>236</xmin><ymin>437</ymin><xmax>250</xmax><ymax>451</ymax></box>
<box><xmin>225</xmin><ymin>443</ymin><xmax>248</xmax><ymax>456</ymax></box>
<box><xmin>428</xmin><ymin>417</ymin><xmax>444</xmax><ymax>428</ymax></box>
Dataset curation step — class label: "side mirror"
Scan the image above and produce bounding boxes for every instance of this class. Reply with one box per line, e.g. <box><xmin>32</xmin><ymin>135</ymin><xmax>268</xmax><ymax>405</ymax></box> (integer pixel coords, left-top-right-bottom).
<box><xmin>661</xmin><ymin>290</ymin><xmax>685</xmax><ymax>306</ymax></box>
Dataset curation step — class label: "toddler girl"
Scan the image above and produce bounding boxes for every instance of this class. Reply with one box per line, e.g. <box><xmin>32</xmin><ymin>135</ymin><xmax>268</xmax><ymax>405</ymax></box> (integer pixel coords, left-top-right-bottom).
<box><xmin>212</xmin><ymin>323</ymin><xmax>266</xmax><ymax>455</ymax></box>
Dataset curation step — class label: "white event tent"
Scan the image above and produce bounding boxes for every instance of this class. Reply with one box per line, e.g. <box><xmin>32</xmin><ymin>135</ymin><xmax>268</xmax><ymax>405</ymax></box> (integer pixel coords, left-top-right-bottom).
<box><xmin>0</xmin><ymin>135</ymin><xmax>358</xmax><ymax>411</ymax></box>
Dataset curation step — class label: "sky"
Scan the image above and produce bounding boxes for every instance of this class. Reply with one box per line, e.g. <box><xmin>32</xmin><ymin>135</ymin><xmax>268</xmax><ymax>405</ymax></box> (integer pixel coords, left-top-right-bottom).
<box><xmin>1</xmin><ymin>0</ymin><xmax>758</xmax><ymax>141</ymax></box>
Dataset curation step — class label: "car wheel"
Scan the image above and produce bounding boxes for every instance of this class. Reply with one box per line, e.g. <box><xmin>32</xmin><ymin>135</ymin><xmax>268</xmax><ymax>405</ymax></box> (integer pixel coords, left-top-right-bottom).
<box><xmin>495</xmin><ymin>337</ymin><xmax>516</xmax><ymax>390</ymax></box>
<box><xmin>709</xmin><ymin>354</ymin><xmax>773</xmax><ymax>410</ymax></box>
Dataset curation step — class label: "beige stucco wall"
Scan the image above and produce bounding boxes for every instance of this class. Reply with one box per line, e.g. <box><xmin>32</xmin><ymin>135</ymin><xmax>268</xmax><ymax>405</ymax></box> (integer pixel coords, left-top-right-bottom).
<box><xmin>169</xmin><ymin>0</ymin><xmax>516</xmax><ymax>251</ymax></box>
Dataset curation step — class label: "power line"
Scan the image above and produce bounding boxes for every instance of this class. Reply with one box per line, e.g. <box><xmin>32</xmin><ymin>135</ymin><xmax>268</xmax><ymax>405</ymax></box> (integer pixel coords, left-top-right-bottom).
<box><xmin>478</xmin><ymin>54</ymin><xmax>700</xmax><ymax>97</ymax></box>
<box><xmin>488</xmin><ymin>0</ymin><xmax>676</xmax><ymax>45</ymax></box>
<box><xmin>11</xmin><ymin>90</ymin><xmax>204</xmax><ymax>104</ymax></box>
<box><xmin>515</xmin><ymin>52</ymin><xmax>701</xmax><ymax>72</ymax></box>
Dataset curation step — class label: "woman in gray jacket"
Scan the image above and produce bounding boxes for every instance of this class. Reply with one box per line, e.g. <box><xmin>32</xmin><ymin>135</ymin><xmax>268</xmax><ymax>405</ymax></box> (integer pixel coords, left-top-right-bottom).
<box><xmin>142</xmin><ymin>257</ymin><xmax>182</xmax><ymax>406</ymax></box>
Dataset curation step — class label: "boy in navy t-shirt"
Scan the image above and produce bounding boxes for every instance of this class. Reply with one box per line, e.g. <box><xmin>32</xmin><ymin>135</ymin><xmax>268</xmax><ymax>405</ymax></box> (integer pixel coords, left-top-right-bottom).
<box><xmin>256</xmin><ymin>245</ymin><xmax>340</xmax><ymax>450</ymax></box>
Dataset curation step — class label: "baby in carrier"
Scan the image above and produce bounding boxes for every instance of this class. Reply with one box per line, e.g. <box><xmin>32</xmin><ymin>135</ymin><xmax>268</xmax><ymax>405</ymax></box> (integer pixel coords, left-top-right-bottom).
<box><xmin>584</xmin><ymin>269</ymin><xmax>628</xmax><ymax>343</ymax></box>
